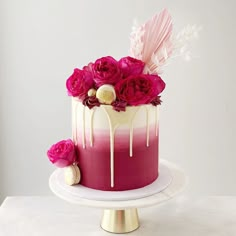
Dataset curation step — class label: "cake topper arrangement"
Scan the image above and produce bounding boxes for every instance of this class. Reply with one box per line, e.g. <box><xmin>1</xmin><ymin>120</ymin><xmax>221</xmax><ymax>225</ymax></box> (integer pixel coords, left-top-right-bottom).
<box><xmin>66</xmin><ymin>10</ymin><xmax>173</xmax><ymax>111</ymax></box>
<box><xmin>47</xmin><ymin>9</ymin><xmax>200</xmax><ymax>186</ymax></box>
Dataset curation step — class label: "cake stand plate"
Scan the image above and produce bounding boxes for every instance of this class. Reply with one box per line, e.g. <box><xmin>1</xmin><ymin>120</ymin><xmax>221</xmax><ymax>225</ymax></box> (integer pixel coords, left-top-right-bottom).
<box><xmin>49</xmin><ymin>162</ymin><xmax>172</xmax><ymax>201</ymax></box>
<box><xmin>49</xmin><ymin>159</ymin><xmax>187</xmax><ymax>233</ymax></box>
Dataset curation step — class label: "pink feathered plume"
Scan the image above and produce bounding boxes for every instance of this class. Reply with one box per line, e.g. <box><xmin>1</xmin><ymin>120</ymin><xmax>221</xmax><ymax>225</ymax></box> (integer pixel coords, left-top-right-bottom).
<box><xmin>130</xmin><ymin>9</ymin><xmax>173</xmax><ymax>74</ymax></box>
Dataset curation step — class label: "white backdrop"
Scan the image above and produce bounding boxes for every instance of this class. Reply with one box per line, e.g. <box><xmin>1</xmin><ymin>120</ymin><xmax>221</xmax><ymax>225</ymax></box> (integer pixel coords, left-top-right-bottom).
<box><xmin>1</xmin><ymin>0</ymin><xmax>236</xmax><ymax>203</ymax></box>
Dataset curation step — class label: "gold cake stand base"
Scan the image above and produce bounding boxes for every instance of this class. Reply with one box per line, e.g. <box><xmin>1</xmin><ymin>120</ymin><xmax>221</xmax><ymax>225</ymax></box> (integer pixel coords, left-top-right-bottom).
<box><xmin>101</xmin><ymin>208</ymin><xmax>139</xmax><ymax>233</ymax></box>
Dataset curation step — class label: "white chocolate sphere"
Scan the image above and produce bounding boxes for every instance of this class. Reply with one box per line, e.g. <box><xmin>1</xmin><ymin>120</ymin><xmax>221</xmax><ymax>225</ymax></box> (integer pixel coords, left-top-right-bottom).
<box><xmin>87</xmin><ymin>88</ymin><xmax>97</xmax><ymax>97</ymax></box>
<box><xmin>96</xmin><ymin>84</ymin><xmax>116</xmax><ymax>105</ymax></box>
<box><xmin>64</xmin><ymin>165</ymin><xmax>81</xmax><ymax>185</ymax></box>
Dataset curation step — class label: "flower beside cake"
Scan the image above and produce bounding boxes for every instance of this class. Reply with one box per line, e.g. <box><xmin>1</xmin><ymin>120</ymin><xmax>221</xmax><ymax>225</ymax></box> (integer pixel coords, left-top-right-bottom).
<box><xmin>47</xmin><ymin>139</ymin><xmax>80</xmax><ymax>185</ymax></box>
<box><xmin>47</xmin><ymin>9</ymin><xmax>199</xmax><ymax>190</ymax></box>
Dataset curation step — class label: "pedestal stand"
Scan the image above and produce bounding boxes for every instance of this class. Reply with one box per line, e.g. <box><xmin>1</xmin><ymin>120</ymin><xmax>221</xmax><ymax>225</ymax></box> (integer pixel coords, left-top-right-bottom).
<box><xmin>101</xmin><ymin>208</ymin><xmax>139</xmax><ymax>233</ymax></box>
<box><xmin>49</xmin><ymin>160</ymin><xmax>187</xmax><ymax>234</ymax></box>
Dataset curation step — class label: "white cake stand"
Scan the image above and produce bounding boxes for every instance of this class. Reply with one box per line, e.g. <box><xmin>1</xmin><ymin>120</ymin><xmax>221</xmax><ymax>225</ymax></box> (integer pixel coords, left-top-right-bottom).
<box><xmin>49</xmin><ymin>159</ymin><xmax>187</xmax><ymax>234</ymax></box>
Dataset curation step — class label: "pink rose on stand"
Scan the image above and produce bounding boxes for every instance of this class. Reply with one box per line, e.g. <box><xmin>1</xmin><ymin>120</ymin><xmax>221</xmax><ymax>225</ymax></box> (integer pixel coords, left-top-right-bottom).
<box><xmin>47</xmin><ymin>139</ymin><xmax>77</xmax><ymax>168</ymax></box>
<box><xmin>92</xmin><ymin>56</ymin><xmax>121</xmax><ymax>87</ymax></box>
<box><xmin>119</xmin><ymin>56</ymin><xmax>145</xmax><ymax>78</ymax></box>
<box><xmin>66</xmin><ymin>68</ymin><xmax>94</xmax><ymax>99</ymax></box>
<box><xmin>115</xmin><ymin>74</ymin><xmax>165</xmax><ymax>106</ymax></box>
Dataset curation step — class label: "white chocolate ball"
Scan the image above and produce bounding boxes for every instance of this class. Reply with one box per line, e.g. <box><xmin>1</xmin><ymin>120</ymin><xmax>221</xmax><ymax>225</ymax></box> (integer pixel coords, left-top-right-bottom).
<box><xmin>64</xmin><ymin>165</ymin><xmax>81</xmax><ymax>185</ymax></box>
<box><xmin>87</xmin><ymin>88</ymin><xmax>96</xmax><ymax>97</ymax></box>
<box><xmin>96</xmin><ymin>84</ymin><xmax>116</xmax><ymax>105</ymax></box>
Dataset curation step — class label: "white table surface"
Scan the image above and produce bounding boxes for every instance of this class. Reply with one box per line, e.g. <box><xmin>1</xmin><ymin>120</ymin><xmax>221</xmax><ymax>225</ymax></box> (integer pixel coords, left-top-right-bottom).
<box><xmin>0</xmin><ymin>196</ymin><xmax>236</xmax><ymax>236</ymax></box>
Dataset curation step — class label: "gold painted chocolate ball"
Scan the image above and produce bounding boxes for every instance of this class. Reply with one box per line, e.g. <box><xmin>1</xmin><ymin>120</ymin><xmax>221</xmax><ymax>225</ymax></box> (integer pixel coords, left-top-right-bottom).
<box><xmin>96</xmin><ymin>84</ymin><xmax>116</xmax><ymax>105</ymax></box>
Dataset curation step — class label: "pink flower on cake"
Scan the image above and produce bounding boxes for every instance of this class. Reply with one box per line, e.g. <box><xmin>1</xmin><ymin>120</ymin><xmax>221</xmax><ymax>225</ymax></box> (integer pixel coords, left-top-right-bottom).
<box><xmin>66</xmin><ymin>69</ymin><xmax>94</xmax><ymax>99</ymax></box>
<box><xmin>92</xmin><ymin>56</ymin><xmax>121</xmax><ymax>87</ymax></box>
<box><xmin>47</xmin><ymin>139</ymin><xmax>77</xmax><ymax>168</ymax></box>
<box><xmin>83</xmin><ymin>62</ymin><xmax>93</xmax><ymax>73</ymax></box>
<box><xmin>119</xmin><ymin>56</ymin><xmax>145</xmax><ymax>78</ymax></box>
<box><xmin>115</xmin><ymin>74</ymin><xmax>165</xmax><ymax>106</ymax></box>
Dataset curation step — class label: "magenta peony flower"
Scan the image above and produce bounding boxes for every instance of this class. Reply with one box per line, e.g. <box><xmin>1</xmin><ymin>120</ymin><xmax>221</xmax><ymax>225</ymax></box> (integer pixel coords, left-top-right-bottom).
<box><xmin>66</xmin><ymin>68</ymin><xmax>94</xmax><ymax>99</ymax></box>
<box><xmin>119</xmin><ymin>56</ymin><xmax>145</xmax><ymax>78</ymax></box>
<box><xmin>92</xmin><ymin>56</ymin><xmax>121</xmax><ymax>87</ymax></box>
<box><xmin>115</xmin><ymin>74</ymin><xmax>165</xmax><ymax>106</ymax></box>
<box><xmin>47</xmin><ymin>139</ymin><xmax>76</xmax><ymax>168</ymax></box>
<box><xmin>83</xmin><ymin>62</ymin><xmax>93</xmax><ymax>73</ymax></box>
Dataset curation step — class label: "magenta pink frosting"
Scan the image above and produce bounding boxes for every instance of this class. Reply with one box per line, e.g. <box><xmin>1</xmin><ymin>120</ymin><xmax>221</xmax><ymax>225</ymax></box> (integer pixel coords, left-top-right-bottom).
<box><xmin>77</xmin><ymin>126</ymin><xmax>159</xmax><ymax>191</ymax></box>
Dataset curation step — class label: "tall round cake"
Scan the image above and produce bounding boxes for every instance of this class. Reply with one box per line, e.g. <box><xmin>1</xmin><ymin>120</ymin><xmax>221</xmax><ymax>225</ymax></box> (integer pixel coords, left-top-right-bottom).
<box><xmin>47</xmin><ymin>9</ymin><xmax>175</xmax><ymax>191</ymax></box>
<box><xmin>72</xmin><ymin>100</ymin><xmax>160</xmax><ymax>190</ymax></box>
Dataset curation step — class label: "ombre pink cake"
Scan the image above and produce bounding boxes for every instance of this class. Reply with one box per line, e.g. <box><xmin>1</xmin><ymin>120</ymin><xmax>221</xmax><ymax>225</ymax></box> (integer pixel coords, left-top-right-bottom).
<box><xmin>47</xmin><ymin>9</ymin><xmax>176</xmax><ymax>191</ymax></box>
<box><xmin>72</xmin><ymin>101</ymin><xmax>160</xmax><ymax>190</ymax></box>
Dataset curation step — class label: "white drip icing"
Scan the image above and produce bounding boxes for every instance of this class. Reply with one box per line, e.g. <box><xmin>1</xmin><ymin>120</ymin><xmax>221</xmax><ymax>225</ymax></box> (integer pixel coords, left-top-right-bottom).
<box><xmin>107</xmin><ymin>122</ymin><xmax>116</xmax><ymax>188</ymax></box>
<box><xmin>102</xmin><ymin>106</ymin><xmax>140</xmax><ymax>188</ymax></box>
<box><xmin>82</xmin><ymin>105</ymin><xmax>86</xmax><ymax>149</ymax></box>
<box><xmin>129</xmin><ymin>123</ymin><xmax>134</xmax><ymax>157</ymax></box>
<box><xmin>89</xmin><ymin>109</ymin><xmax>95</xmax><ymax>147</ymax></box>
<box><xmin>155</xmin><ymin>106</ymin><xmax>159</xmax><ymax>136</ymax></box>
<box><xmin>72</xmin><ymin>99</ymin><xmax>79</xmax><ymax>145</ymax></box>
<box><xmin>145</xmin><ymin>106</ymin><xmax>150</xmax><ymax>147</ymax></box>
<box><xmin>72</xmin><ymin>100</ymin><xmax>76</xmax><ymax>143</ymax></box>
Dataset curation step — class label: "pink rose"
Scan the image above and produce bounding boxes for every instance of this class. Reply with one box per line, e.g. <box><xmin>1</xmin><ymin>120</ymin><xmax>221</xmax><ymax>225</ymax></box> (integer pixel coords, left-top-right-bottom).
<box><xmin>66</xmin><ymin>68</ymin><xmax>94</xmax><ymax>99</ymax></box>
<box><xmin>115</xmin><ymin>74</ymin><xmax>165</xmax><ymax>106</ymax></box>
<box><xmin>92</xmin><ymin>56</ymin><xmax>121</xmax><ymax>87</ymax></box>
<box><xmin>119</xmin><ymin>56</ymin><xmax>145</xmax><ymax>78</ymax></box>
<box><xmin>47</xmin><ymin>139</ymin><xmax>76</xmax><ymax>168</ymax></box>
<box><xmin>83</xmin><ymin>62</ymin><xmax>93</xmax><ymax>73</ymax></box>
